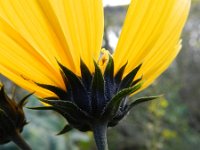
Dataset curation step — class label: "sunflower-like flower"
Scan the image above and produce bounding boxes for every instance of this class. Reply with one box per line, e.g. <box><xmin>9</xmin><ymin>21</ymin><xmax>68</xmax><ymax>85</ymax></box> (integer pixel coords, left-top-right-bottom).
<box><xmin>0</xmin><ymin>0</ymin><xmax>190</xmax><ymax>149</ymax></box>
<box><xmin>0</xmin><ymin>83</ymin><xmax>31</xmax><ymax>149</ymax></box>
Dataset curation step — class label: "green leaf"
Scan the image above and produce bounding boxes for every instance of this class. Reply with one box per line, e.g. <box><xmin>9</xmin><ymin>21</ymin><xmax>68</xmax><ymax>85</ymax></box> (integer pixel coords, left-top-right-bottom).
<box><xmin>131</xmin><ymin>76</ymin><xmax>143</xmax><ymax>87</ymax></box>
<box><xmin>0</xmin><ymin>86</ymin><xmax>9</xmax><ymax>105</ymax></box>
<box><xmin>59</xmin><ymin>70</ymin><xmax>68</xmax><ymax>87</ymax></box>
<box><xmin>36</xmin><ymin>83</ymin><xmax>66</xmax><ymax>99</ymax></box>
<box><xmin>26</xmin><ymin>106</ymin><xmax>56</xmax><ymax>111</ymax></box>
<box><xmin>119</xmin><ymin>64</ymin><xmax>142</xmax><ymax>90</ymax></box>
<box><xmin>104</xmin><ymin>54</ymin><xmax>114</xmax><ymax>81</ymax></box>
<box><xmin>38</xmin><ymin>99</ymin><xmax>92</xmax><ymax>121</ymax></box>
<box><xmin>57</xmin><ymin>61</ymin><xmax>90</xmax><ymax>111</ymax></box>
<box><xmin>0</xmin><ymin>109</ymin><xmax>15</xmax><ymax>131</ymax></box>
<box><xmin>80</xmin><ymin>59</ymin><xmax>92</xmax><ymax>89</ymax></box>
<box><xmin>57</xmin><ymin>61</ymin><xmax>84</xmax><ymax>89</ymax></box>
<box><xmin>102</xmin><ymin>83</ymin><xmax>142</xmax><ymax>119</ymax></box>
<box><xmin>91</xmin><ymin>61</ymin><xmax>105</xmax><ymax>116</ymax></box>
<box><xmin>128</xmin><ymin>95</ymin><xmax>161</xmax><ymax>110</ymax></box>
<box><xmin>18</xmin><ymin>92</ymin><xmax>34</xmax><ymax>108</ymax></box>
<box><xmin>104</xmin><ymin>55</ymin><xmax>114</xmax><ymax>100</ymax></box>
<box><xmin>57</xmin><ymin>124</ymin><xmax>73</xmax><ymax>135</ymax></box>
<box><xmin>114</xmin><ymin>62</ymin><xmax>127</xmax><ymax>84</ymax></box>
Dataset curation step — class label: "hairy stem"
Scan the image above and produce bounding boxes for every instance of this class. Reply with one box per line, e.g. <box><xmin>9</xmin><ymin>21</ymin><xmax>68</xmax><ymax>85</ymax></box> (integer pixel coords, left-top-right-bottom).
<box><xmin>93</xmin><ymin>122</ymin><xmax>108</xmax><ymax>150</ymax></box>
<box><xmin>11</xmin><ymin>130</ymin><xmax>31</xmax><ymax>150</ymax></box>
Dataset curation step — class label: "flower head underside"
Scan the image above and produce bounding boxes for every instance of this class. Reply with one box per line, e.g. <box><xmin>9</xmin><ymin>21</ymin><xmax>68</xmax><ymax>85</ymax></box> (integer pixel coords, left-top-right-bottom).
<box><xmin>0</xmin><ymin>1</ymin><xmax>191</xmax><ymax>149</ymax></box>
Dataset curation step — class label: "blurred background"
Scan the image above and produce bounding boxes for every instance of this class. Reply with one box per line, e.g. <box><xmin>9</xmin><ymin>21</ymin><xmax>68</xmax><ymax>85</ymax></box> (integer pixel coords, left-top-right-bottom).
<box><xmin>0</xmin><ymin>1</ymin><xmax>200</xmax><ymax>150</ymax></box>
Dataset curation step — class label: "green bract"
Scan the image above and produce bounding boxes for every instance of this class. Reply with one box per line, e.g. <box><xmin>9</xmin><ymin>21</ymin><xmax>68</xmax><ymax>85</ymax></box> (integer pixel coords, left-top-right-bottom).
<box><xmin>31</xmin><ymin>56</ymin><xmax>158</xmax><ymax>134</ymax></box>
<box><xmin>0</xmin><ymin>86</ymin><xmax>29</xmax><ymax>144</ymax></box>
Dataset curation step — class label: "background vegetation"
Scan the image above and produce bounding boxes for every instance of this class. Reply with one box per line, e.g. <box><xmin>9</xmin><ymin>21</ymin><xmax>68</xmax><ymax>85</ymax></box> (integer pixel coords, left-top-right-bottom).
<box><xmin>1</xmin><ymin>1</ymin><xmax>200</xmax><ymax>150</ymax></box>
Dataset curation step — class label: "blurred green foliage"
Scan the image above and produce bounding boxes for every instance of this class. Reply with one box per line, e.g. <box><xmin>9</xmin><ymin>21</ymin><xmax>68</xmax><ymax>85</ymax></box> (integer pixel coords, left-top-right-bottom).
<box><xmin>1</xmin><ymin>1</ymin><xmax>200</xmax><ymax>150</ymax></box>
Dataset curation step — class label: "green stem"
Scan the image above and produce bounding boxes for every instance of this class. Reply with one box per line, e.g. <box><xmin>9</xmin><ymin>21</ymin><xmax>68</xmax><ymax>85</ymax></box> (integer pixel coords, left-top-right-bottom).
<box><xmin>11</xmin><ymin>131</ymin><xmax>31</xmax><ymax>150</ymax></box>
<box><xmin>93</xmin><ymin>122</ymin><xmax>108</xmax><ymax>150</ymax></box>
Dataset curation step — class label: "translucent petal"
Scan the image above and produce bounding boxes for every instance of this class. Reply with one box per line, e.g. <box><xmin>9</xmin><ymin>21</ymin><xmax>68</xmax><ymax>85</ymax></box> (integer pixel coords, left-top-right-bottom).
<box><xmin>47</xmin><ymin>0</ymin><xmax>104</xmax><ymax>73</ymax></box>
<box><xmin>0</xmin><ymin>0</ymin><xmax>104</xmax><ymax>97</ymax></box>
<box><xmin>0</xmin><ymin>64</ymin><xmax>55</xmax><ymax>98</ymax></box>
<box><xmin>113</xmin><ymin>0</ymin><xmax>191</xmax><ymax>90</ymax></box>
<box><xmin>0</xmin><ymin>16</ymin><xmax>65</xmax><ymax>96</ymax></box>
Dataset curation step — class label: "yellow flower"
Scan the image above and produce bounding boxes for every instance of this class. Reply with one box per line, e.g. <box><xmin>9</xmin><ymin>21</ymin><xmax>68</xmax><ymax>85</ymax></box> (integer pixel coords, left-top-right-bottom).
<box><xmin>162</xmin><ymin>129</ymin><xmax>177</xmax><ymax>139</ymax></box>
<box><xmin>0</xmin><ymin>1</ymin><xmax>191</xmax><ymax>149</ymax></box>
<box><xmin>0</xmin><ymin>0</ymin><xmax>190</xmax><ymax>98</ymax></box>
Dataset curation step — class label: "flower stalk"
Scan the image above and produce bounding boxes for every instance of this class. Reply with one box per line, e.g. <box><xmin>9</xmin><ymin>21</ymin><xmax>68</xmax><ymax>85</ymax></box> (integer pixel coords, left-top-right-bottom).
<box><xmin>29</xmin><ymin>56</ymin><xmax>159</xmax><ymax>149</ymax></box>
<box><xmin>93</xmin><ymin>122</ymin><xmax>108</xmax><ymax>150</ymax></box>
<box><xmin>11</xmin><ymin>130</ymin><xmax>31</xmax><ymax>150</ymax></box>
<box><xmin>0</xmin><ymin>84</ymin><xmax>32</xmax><ymax>149</ymax></box>
<box><xmin>0</xmin><ymin>0</ymin><xmax>191</xmax><ymax>149</ymax></box>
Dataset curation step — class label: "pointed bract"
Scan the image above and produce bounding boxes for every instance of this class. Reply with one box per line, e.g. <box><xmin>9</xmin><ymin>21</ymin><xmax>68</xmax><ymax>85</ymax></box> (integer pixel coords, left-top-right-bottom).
<box><xmin>0</xmin><ymin>85</ymin><xmax>28</xmax><ymax>144</ymax></box>
<box><xmin>0</xmin><ymin>1</ymin><xmax>191</xmax><ymax>149</ymax></box>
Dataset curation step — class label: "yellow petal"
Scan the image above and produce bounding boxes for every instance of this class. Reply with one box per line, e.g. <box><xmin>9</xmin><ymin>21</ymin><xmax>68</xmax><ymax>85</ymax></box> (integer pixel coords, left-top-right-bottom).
<box><xmin>113</xmin><ymin>0</ymin><xmax>191</xmax><ymax>90</ymax></box>
<box><xmin>0</xmin><ymin>0</ymin><xmax>69</xmax><ymax>72</ymax></box>
<box><xmin>0</xmin><ymin>0</ymin><xmax>104</xmax><ymax>97</ymax></box>
<box><xmin>0</xmin><ymin>64</ymin><xmax>55</xmax><ymax>98</ymax></box>
<box><xmin>45</xmin><ymin>0</ymin><xmax>104</xmax><ymax>73</ymax></box>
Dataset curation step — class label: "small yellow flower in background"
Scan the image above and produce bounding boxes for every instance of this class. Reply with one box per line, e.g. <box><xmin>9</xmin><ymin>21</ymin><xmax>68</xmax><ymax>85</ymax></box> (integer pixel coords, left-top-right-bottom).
<box><xmin>0</xmin><ymin>0</ymin><xmax>191</xmax><ymax>149</ymax></box>
<box><xmin>162</xmin><ymin>129</ymin><xmax>177</xmax><ymax>139</ymax></box>
<box><xmin>149</xmin><ymin>98</ymin><xmax>169</xmax><ymax>118</ymax></box>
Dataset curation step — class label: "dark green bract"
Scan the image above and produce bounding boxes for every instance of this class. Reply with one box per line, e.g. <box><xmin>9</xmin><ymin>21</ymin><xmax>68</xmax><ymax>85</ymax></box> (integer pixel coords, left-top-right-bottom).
<box><xmin>33</xmin><ymin>55</ymin><xmax>158</xmax><ymax>134</ymax></box>
<box><xmin>0</xmin><ymin>86</ymin><xmax>29</xmax><ymax>144</ymax></box>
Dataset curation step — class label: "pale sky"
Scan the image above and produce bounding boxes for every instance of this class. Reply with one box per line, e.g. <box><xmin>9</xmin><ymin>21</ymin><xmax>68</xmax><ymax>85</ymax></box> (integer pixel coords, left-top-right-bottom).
<box><xmin>103</xmin><ymin>0</ymin><xmax>130</xmax><ymax>6</ymax></box>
